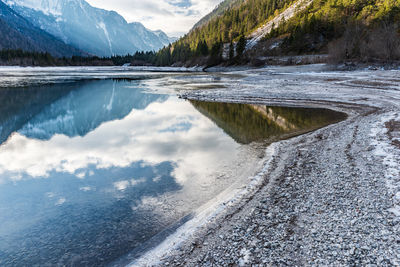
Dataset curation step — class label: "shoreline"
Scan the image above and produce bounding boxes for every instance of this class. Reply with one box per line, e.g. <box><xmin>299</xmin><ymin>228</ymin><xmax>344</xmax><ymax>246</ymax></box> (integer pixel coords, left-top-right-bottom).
<box><xmin>1</xmin><ymin>64</ymin><xmax>397</xmax><ymax>265</ymax></box>
<box><xmin>126</xmin><ymin>143</ymin><xmax>277</xmax><ymax>266</ymax></box>
<box><xmin>129</xmin><ymin>100</ymin><xmax>357</xmax><ymax>266</ymax></box>
<box><xmin>133</xmin><ymin>65</ymin><xmax>400</xmax><ymax>266</ymax></box>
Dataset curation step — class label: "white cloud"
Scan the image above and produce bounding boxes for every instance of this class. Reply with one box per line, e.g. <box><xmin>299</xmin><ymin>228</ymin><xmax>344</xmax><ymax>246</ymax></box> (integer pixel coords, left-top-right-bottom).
<box><xmin>85</xmin><ymin>0</ymin><xmax>223</xmax><ymax>36</ymax></box>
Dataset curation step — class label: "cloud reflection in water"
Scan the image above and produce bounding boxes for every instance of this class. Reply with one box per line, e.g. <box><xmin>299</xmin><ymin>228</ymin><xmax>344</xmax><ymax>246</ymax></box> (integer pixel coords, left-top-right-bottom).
<box><xmin>0</xmin><ymin>80</ymin><xmax>243</xmax><ymax>266</ymax></box>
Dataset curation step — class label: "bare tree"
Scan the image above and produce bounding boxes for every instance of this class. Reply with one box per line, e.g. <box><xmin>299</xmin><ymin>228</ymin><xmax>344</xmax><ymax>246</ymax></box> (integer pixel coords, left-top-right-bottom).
<box><xmin>329</xmin><ymin>20</ymin><xmax>400</xmax><ymax>63</ymax></box>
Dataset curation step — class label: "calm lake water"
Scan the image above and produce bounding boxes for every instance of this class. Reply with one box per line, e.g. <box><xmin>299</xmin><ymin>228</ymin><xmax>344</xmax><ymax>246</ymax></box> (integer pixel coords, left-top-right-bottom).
<box><xmin>0</xmin><ymin>72</ymin><xmax>346</xmax><ymax>266</ymax></box>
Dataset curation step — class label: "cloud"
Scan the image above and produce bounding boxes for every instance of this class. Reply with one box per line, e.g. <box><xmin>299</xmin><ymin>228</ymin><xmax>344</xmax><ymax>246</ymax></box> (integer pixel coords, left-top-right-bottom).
<box><xmin>85</xmin><ymin>0</ymin><xmax>223</xmax><ymax>36</ymax></box>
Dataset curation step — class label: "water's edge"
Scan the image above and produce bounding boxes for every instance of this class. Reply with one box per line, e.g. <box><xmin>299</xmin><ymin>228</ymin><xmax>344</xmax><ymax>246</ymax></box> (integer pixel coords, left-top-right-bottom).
<box><xmin>126</xmin><ymin>102</ymin><xmax>350</xmax><ymax>266</ymax></box>
<box><xmin>126</xmin><ymin>142</ymin><xmax>278</xmax><ymax>266</ymax></box>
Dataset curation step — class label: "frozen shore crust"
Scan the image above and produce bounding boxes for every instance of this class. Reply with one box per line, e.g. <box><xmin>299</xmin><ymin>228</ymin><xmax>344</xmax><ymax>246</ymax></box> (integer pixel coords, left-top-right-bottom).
<box><xmin>134</xmin><ymin>64</ymin><xmax>400</xmax><ymax>266</ymax></box>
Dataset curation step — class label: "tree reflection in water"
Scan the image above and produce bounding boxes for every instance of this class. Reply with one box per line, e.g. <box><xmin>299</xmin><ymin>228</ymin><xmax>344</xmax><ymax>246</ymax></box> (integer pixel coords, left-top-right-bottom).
<box><xmin>191</xmin><ymin>100</ymin><xmax>347</xmax><ymax>144</ymax></box>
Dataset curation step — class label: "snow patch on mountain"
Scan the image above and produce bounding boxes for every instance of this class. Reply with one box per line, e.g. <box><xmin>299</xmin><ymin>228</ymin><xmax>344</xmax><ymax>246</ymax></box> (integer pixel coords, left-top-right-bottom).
<box><xmin>246</xmin><ymin>0</ymin><xmax>313</xmax><ymax>49</ymax></box>
<box><xmin>5</xmin><ymin>0</ymin><xmax>175</xmax><ymax>56</ymax></box>
<box><xmin>98</xmin><ymin>21</ymin><xmax>113</xmax><ymax>55</ymax></box>
<box><xmin>6</xmin><ymin>0</ymin><xmax>63</xmax><ymax>16</ymax></box>
<box><xmin>0</xmin><ymin>0</ymin><xmax>85</xmax><ymax>56</ymax></box>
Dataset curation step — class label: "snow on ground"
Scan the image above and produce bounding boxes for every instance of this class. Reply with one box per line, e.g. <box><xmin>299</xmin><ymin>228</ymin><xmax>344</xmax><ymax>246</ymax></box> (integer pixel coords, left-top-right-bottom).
<box><xmin>2</xmin><ymin>65</ymin><xmax>398</xmax><ymax>265</ymax></box>
<box><xmin>370</xmin><ymin>113</ymin><xmax>400</xmax><ymax>217</ymax></box>
<box><xmin>152</xmin><ymin>64</ymin><xmax>400</xmax><ymax>266</ymax></box>
<box><xmin>126</xmin><ymin>143</ymin><xmax>279</xmax><ymax>266</ymax></box>
<box><xmin>0</xmin><ymin>66</ymin><xmax>202</xmax><ymax>88</ymax></box>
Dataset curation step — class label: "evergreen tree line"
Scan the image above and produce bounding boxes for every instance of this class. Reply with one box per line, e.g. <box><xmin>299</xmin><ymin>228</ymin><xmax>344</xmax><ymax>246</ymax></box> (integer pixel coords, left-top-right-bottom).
<box><xmin>0</xmin><ymin>49</ymin><xmax>157</xmax><ymax>66</ymax></box>
<box><xmin>153</xmin><ymin>35</ymin><xmax>248</xmax><ymax>66</ymax></box>
<box><xmin>2</xmin><ymin>0</ymin><xmax>399</xmax><ymax>66</ymax></box>
<box><xmin>158</xmin><ymin>0</ymin><xmax>400</xmax><ymax>65</ymax></box>
<box><xmin>153</xmin><ymin>0</ymin><xmax>296</xmax><ymax>66</ymax></box>
<box><xmin>182</xmin><ymin>0</ymin><xmax>296</xmax><ymax>48</ymax></box>
<box><xmin>263</xmin><ymin>0</ymin><xmax>400</xmax><ymax>61</ymax></box>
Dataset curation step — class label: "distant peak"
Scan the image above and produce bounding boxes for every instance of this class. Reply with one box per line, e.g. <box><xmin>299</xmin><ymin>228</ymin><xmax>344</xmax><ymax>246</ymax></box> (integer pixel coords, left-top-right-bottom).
<box><xmin>6</xmin><ymin>0</ymin><xmax>63</xmax><ymax>16</ymax></box>
<box><xmin>5</xmin><ymin>0</ymin><xmax>88</xmax><ymax>16</ymax></box>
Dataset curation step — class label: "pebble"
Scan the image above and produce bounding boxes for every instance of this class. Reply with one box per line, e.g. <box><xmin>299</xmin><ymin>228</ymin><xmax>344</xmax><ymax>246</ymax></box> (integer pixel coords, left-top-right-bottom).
<box><xmin>155</xmin><ymin>67</ymin><xmax>400</xmax><ymax>267</ymax></box>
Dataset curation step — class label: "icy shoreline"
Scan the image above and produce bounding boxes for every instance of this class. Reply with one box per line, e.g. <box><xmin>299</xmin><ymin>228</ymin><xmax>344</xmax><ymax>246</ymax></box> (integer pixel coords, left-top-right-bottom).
<box><xmin>125</xmin><ymin>143</ymin><xmax>277</xmax><ymax>266</ymax></box>
<box><xmin>137</xmin><ymin>64</ymin><xmax>400</xmax><ymax>266</ymax></box>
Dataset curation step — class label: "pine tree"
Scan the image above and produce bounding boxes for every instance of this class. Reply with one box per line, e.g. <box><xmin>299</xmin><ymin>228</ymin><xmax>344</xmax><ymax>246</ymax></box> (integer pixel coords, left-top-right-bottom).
<box><xmin>236</xmin><ymin>36</ymin><xmax>247</xmax><ymax>57</ymax></box>
<box><xmin>229</xmin><ymin>41</ymin><xmax>234</xmax><ymax>60</ymax></box>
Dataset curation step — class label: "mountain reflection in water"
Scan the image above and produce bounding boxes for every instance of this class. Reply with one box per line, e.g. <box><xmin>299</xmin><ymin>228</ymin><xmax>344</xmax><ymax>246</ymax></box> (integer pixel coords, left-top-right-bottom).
<box><xmin>191</xmin><ymin>101</ymin><xmax>347</xmax><ymax>144</ymax></box>
<box><xmin>0</xmin><ymin>79</ymin><xmax>346</xmax><ymax>266</ymax></box>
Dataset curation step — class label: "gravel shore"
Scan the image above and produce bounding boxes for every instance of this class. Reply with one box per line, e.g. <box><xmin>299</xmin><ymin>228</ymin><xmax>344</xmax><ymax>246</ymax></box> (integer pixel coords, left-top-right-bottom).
<box><xmin>136</xmin><ymin>65</ymin><xmax>400</xmax><ymax>266</ymax></box>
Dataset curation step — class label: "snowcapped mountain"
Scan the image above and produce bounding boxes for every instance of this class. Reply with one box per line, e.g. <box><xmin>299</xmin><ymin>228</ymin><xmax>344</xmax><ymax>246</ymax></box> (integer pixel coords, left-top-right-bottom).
<box><xmin>153</xmin><ymin>30</ymin><xmax>178</xmax><ymax>44</ymax></box>
<box><xmin>0</xmin><ymin>0</ymin><xmax>85</xmax><ymax>57</ymax></box>
<box><xmin>5</xmin><ymin>0</ymin><xmax>174</xmax><ymax>56</ymax></box>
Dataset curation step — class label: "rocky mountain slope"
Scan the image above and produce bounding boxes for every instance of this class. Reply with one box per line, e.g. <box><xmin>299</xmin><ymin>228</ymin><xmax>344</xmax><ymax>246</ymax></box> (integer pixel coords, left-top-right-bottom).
<box><xmin>5</xmin><ymin>0</ymin><xmax>174</xmax><ymax>56</ymax></box>
<box><xmin>0</xmin><ymin>0</ymin><xmax>84</xmax><ymax>57</ymax></box>
<box><xmin>246</xmin><ymin>0</ymin><xmax>313</xmax><ymax>49</ymax></box>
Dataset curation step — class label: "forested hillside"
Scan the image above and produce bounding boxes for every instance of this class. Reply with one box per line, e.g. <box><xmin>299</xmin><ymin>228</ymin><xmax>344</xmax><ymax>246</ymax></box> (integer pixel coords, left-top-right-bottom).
<box><xmin>263</xmin><ymin>0</ymin><xmax>400</xmax><ymax>61</ymax></box>
<box><xmin>153</xmin><ymin>0</ymin><xmax>400</xmax><ymax>66</ymax></box>
<box><xmin>155</xmin><ymin>0</ymin><xmax>298</xmax><ymax>65</ymax></box>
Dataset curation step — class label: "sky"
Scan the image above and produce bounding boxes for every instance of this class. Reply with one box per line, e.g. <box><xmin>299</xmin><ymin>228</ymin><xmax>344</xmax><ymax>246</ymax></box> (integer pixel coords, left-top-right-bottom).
<box><xmin>85</xmin><ymin>0</ymin><xmax>224</xmax><ymax>37</ymax></box>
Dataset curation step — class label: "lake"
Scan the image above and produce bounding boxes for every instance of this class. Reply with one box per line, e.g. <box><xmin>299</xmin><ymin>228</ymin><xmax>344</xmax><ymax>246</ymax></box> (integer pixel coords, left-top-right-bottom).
<box><xmin>0</xmin><ymin>68</ymin><xmax>346</xmax><ymax>266</ymax></box>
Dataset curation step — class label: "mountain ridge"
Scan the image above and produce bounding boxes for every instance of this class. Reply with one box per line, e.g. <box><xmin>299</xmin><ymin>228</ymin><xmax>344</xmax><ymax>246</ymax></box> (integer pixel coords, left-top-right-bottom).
<box><xmin>0</xmin><ymin>0</ymin><xmax>85</xmax><ymax>57</ymax></box>
<box><xmin>191</xmin><ymin>0</ymin><xmax>241</xmax><ymax>30</ymax></box>
<box><xmin>5</xmin><ymin>0</ymin><xmax>175</xmax><ymax>56</ymax></box>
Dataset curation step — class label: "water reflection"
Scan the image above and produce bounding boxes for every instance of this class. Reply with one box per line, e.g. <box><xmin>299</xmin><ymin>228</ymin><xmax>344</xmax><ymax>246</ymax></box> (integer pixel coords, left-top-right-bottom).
<box><xmin>0</xmin><ymin>161</ymin><xmax>181</xmax><ymax>266</ymax></box>
<box><xmin>0</xmin><ymin>83</ymin><xmax>73</xmax><ymax>144</ymax></box>
<box><xmin>191</xmin><ymin>101</ymin><xmax>347</xmax><ymax>144</ymax></box>
<box><xmin>0</xmin><ymin>79</ymin><xmax>346</xmax><ymax>266</ymax></box>
<box><xmin>0</xmin><ymin>80</ymin><xmax>245</xmax><ymax>266</ymax></box>
<box><xmin>19</xmin><ymin>80</ymin><xmax>168</xmax><ymax>140</ymax></box>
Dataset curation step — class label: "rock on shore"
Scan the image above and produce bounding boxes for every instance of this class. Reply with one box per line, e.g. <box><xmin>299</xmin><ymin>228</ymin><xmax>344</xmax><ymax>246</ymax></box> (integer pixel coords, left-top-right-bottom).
<box><xmin>142</xmin><ymin>65</ymin><xmax>400</xmax><ymax>266</ymax></box>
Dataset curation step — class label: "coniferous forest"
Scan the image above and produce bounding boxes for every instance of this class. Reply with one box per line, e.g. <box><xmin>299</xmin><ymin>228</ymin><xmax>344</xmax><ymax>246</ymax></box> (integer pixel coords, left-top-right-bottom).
<box><xmin>1</xmin><ymin>0</ymin><xmax>399</xmax><ymax>66</ymax></box>
<box><xmin>155</xmin><ymin>0</ymin><xmax>400</xmax><ymax>66</ymax></box>
<box><xmin>0</xmin><ymin>49</ymin><xmax>156</xmax><ymax>66</ymax></box>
